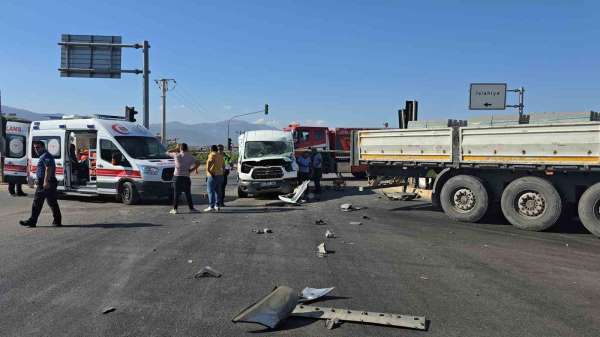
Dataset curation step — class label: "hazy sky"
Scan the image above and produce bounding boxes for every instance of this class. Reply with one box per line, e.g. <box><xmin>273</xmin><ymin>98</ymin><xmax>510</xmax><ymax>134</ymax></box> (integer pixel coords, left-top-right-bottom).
<box><xmin>1</xmin><ymin>0</ymin><xmax>598</xmax><ymax>128</ymax></box>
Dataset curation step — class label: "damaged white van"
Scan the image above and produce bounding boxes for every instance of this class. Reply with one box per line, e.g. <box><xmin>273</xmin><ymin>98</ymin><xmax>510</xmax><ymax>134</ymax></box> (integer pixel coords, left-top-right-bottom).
<box><xmin>28</xmin><ymin>115</ymin><xmax>175</xmax><ymax>204</ymax></box>
<box><xmin>237</xmin><ymin>130</ymin><xmax>298</xmax><ymax>197</ymax></box>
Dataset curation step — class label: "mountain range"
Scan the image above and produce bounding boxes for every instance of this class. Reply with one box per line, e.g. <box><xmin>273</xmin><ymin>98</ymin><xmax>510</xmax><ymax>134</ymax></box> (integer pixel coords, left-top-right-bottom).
<box><xmin>1</xmin><ymin>105</ymin><xmax>277</xmax><ymax>146</ymax></box>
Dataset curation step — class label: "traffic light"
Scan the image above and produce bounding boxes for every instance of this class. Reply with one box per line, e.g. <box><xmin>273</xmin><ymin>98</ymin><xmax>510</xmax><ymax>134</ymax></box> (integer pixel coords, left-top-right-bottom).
<box><xmin>227</xmin><ymin>137</ymin><xmax>232</xmax><ymax>151</ymax></box>
<box><xmin>264</xmin><ymin>104</ymin><xmax>269</xmax><ymax>115</ymax></box>
<box><xmin>125</xmin><ymin>106</ymin><xmax>138</xmax><ymax>122</ymax></box>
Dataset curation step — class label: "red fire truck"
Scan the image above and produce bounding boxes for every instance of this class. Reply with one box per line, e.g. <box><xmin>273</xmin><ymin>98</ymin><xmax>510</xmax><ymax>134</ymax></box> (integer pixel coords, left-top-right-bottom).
<box><xmin>283</xmin><ymin>124</ymin><xmax>368</xmax><ymax>178</ymax></box>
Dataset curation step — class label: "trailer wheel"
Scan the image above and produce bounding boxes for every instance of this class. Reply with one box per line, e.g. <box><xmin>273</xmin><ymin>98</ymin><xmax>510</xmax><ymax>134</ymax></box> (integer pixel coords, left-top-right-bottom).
<box><xmin>121</xmin><ymin>182</ymin><xmax>140</xmax><ymax>205</ymax></box>
<box><xmin>440</xmin><ymin>175</ymin><xmax>489</xmax><ymax>223</ymax></box>
<box><xmin>237</xmin><ymin>186</ymin><xmax>248</xmax><ymax>198</ymax></box>
<box><xmin>578</xmin><ymin>182</ymin><xmax>600</xmax><ymax>237</ymax></box>
<box><xmin>501</xmin><ymin>176</ymin><xmax>561</xmax><ymax>231</ymax></box>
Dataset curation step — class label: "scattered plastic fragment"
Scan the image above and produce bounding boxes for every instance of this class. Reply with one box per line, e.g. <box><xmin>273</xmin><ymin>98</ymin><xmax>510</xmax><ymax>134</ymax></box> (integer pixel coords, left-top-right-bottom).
<box><xmin>195</xmin><ymin>266</ymin><xmax>222</xmax><ymax>278</ymax></box>
<box><xmin>232</xmin><ymin>286</ymin><xmax>299</xmax><ymax>329</ymax></box>
<box><xmin>264</xmin><ymin>228</ymin><xmax>273</xmax><ymax>233</ymax></box>
<box><xmin>299</xmin><ymin>287</ymin><xmax>335</xmax><ymax>303</ymax></box>
<box><xmin>349</xmin><ymin>221</ymin><xmax>362</xmax><ymax>226</ymax></box>
<box><xmin>341</xmin><ymin>203</ymin><xmax>362</xmax><ymax>211</ymax></box>
<box><xmin>326</xmin><ymin>318</ymin><xmax>341</xmax><ymax>330</ymax></box>
<box><xmin>253</xmin><ymin>228</ymin><xmax>264</xmax><ymax>234</ymax></box>
<box><xmin>315</xmin><ymin>219</ymin><xmax>327</xmax><ymax>225</ymax></box>
<box><xmin>102</xmin><ymin>307</ymin><xmax>116</xmax><ymax>314</ymax></box>
<box><xmin>362</xmin><ymin>215</ymin><xmax>370</xmax><ymax>220</ymax></box>
<box><xmin>420</xmin><ymin>276</ymin><xmax>429</xmax><ymax>280</ymax></box>
<box><xmin>325</xmin><ymin>230</ymin><xmax>335</xmax><ymax>238</ymax></box>
<box><xmin>188</xmin><ymin>259</ymin><xmax>193</xmax><ymax>263</ymax></box>
<box><xmin>317</xmin><ymin>243</ymin><xmax>328</xmax><ymax>257</ymax></box>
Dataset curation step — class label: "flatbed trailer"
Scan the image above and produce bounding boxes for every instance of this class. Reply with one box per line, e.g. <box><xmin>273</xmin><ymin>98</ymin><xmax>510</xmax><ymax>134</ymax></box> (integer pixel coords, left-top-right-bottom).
<box><xmin>351</xmin><ymin>114</ymin><xmax>600</xmax><ymax>237</ymax></box>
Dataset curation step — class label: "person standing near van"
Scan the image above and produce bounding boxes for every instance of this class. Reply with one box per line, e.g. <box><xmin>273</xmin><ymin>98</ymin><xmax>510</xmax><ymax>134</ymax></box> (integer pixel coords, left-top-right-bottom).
<box><xmin>311</xmin><ymin>147</ymin><xmax>323</xmax><ymax>194</ymax></box>
<box><xmin>205</xmin><ymin>145</ymin><xmax>224</xmax><ymax>212</ymax></box>
<box><xmin>19</xmin><ymin>141</ymin><xmax>62</xmax><ymax>227</ymax></box>
<box><xmin>297</xmin><ymin>150</ymin><xmax>312</xmax><ymax>184</ymax></box>
<box><xmin>7</xmin><ymin>177</ymin><xmax>26</xmax><ymax>196</ymax></box>
<box><xmin>217</xmin><ymin>144</ymin><xmax>231</xmax><ymax>207</ymax></box>
<box><xmin>167</xmin><ymin>143</ymin><xmax>200</xmax><ymax>214</ymax></box>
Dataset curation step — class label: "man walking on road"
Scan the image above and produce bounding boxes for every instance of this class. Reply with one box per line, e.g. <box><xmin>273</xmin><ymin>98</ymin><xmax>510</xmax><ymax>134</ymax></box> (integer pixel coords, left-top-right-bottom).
<box><xmin>19</xmin><ymin>141</ymin><xmax>62</xmax><ymax>227</ymax></box>
<box><xmin>167</xmin><ymin>143</ymin><xmax>200</xmax><ymax>214</ymax></box>
<box><xmin>217</xmin><ymin>144</ymin><xmax>231</xmax><ymax>207</ymax></box>
<box><xmin>205</xmin><ymin>145</ymin><xmax>224</xmax><ymax>212</ymax></box>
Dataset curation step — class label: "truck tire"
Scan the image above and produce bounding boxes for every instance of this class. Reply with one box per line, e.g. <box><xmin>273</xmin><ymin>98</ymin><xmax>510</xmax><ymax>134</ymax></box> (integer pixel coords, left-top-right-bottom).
<box><xmin>501</xmin><ymin>176</ymin><xmax>561</xmax><ymax>231</ymax></box>
<box><xmin>121</xmin><ymin>182</ymin><xmax>140</xmax><ymax>205</ymax></box>
<box><xmin>440</xmin><ymin>175</ymin><xmax>489</xmax><ymax>223</ymax></box>
<box><xmin>237</xmin><ymin>186</ymin><xmax>248</xmax><ymax>198</ymax></box>
<box><xmin>577</xmin><ymin>182</ymin><xmax>600</xmax><ymax>237</ymax></box>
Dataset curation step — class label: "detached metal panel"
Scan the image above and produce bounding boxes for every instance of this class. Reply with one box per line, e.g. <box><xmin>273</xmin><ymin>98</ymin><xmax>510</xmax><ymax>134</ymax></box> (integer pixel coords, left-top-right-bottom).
<box><xmin>358</xmin><ymin>128</ymin><xmax>453</xmax><ymax>163</ymax></box>
<box><xmin>460</xmin><ymin>122</ymin><xmax>600</xmax><ymax>166</ymax></box>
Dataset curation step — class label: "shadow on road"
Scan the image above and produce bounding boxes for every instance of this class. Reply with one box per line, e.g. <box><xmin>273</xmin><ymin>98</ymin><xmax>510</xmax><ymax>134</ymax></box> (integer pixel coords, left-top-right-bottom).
<box><xmin>57</xmin><ymin>222</ymin><xmax>161</xmax><ymax>229</ymax></box>
<box><xmin>216</xmin><ymin>207</ymin><xmax>301</xmax><ymax>214</ymax></box>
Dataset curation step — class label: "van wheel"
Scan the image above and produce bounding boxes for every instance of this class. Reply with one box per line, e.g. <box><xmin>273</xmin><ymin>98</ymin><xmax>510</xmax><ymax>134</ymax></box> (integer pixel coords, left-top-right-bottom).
<box><xmin>121</xmin><ymin>182</ymin><xmax>140</xmax><ymax>205</ymax></box>
<box><xmin>237</xmin><ymin>186</ymin><xmax>248</xmax><ymax>198</ymax></box>
<box><xmin>501</xmin><ymin>176</ymin><xmax>561</xmax><ymax>231</ymax></box>
<box><xmin>440</xmin><ymin>175</ymin><xmax>489</xmax><ymax>223</ymax></box>
<box><xmin>578</xmin><ymin>183</ymin><xmax>600</xmax><ymax>237</ymax></box>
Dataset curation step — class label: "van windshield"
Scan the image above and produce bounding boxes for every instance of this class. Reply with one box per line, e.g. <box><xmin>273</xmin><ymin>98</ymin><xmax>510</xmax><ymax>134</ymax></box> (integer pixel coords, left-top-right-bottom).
<box><xmin>244</xmin><ymin>141</ymin><xmax>293</xmax><ymax>158</ymax></box>
<box><xmin>115</xmin><ymin>136</ymin><xmax>170</xmax><ymax>159</ymax></box>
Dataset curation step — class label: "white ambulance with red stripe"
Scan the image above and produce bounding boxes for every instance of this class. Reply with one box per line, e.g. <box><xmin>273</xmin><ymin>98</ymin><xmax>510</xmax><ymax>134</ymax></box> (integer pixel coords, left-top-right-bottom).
<box><xmin>28</xmin><ymin>115</ymin><xmax>175</xmax><ymax>204</ymax></box>
<box><xmin>3</xmin><ymin>119</ymin><xmax>31</xmax><ymax>184</ymax></box>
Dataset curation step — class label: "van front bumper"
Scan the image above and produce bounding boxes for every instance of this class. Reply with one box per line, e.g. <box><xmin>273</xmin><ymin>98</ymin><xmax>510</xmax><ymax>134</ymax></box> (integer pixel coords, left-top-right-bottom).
<box><xmin>239</xmin><ymin>178</ymin><xmax>296</xmax><ymax>195</ymax></box>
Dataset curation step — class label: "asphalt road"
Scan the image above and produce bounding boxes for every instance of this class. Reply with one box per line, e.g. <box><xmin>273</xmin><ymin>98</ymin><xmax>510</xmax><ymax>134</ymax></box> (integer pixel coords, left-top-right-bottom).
<box><xmin>1</xmin><ymin>174</ymin><xmax>599</xmax><ymax>337</ymax></box>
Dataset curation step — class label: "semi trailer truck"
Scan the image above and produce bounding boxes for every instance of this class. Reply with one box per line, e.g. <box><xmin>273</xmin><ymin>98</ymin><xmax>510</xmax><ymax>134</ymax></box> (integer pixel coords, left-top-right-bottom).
<box><xmin>351</xmin><ymin>111</ymin><xmax>600</xmax><ymax>237</ymax></box>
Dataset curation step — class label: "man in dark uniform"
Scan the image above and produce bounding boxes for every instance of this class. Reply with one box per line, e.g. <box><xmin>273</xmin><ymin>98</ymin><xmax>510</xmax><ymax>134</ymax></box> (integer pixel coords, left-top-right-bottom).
<box><xmin>19</xmin><ymin>141</ymin><xmax>62</xmax><ymax>227</ymax></box>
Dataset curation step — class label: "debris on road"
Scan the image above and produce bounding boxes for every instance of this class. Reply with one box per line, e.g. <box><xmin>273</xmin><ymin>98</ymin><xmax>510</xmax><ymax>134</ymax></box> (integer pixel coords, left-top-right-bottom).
<box><xmin>349</xmin><ymin>221</ymin><xmax>362</xmax><ymax>226</ymax></box>
<box><xmin>315</xmin><ymin>219</ymin><xmax>327</xmax><ymax>225</ymax></box>
<box><xmin>326</xmin><ymin>318</ymin><xmax>341</xmax><ymax>330</ymax></box>
<box><xmin>187</xmin><ymin>259</ymin><xmax>193</xmax><ymax>264</ymax></box>
<box><xmin>384</xmin><ymin>192</ymin><xmax>418</xmax><ymax>201</ymax></box>
<box><xmin>299</xmin><ymin>287</ymin><xmax>335</xmax><ymax>303</ymax></box>
<box><xmin>279</xmin><ymin>181</ymin><xmax>310</xmax><ymax>204</ymax></box>
<box><xmin>317</xmin><ymin>243</ymin><xmax>328</xmax><ymax>257</ymax></box>
<box><xmin>420</xmin><ymin>276</ymin><xmax>429</xmax><ymax>280</ymax></box>
<box><xmin>325</xmin><ymin>230</ymin><xmax>335</xmax><ymax>238</ymax></box>
<box><xmin>233</xmin><ymin>286</ymin><xmax>426</xmax><ymax>331</ymax></box>
<box><xmin>341</xmin><ymin>240</ymin><xmax>355</xmax><ymax>245</ymax></box>
<box><xmin>292</xmin><ymin>304</ymin><xmax>426</xmax><ymax>330</ymax></box>
<box><xmin>341</xmin><ymin>203</ymin><xmax>362</xmax><ymax>211</ymax></box>
<box><xmin>232</xmin><ymin>286</ymin><xmax>299</xmax><ymax>329</ymax></box>
<box><xmin>102</xmin><ymin>307</ymin><xmax>116</xmax><ymax>314</ymax></box>
<box><xmin>362</xmin><ymin>215</ymin><xmax>370</xmax><ymax>220</ymax></box>
<box><xmin>194</xmin><ymin>266</ymin><xmax>222</xmax><ymax>278</ymax></box>
<box><xmin>253</xmin><ymin>228</ymin><xmax>273</xmax><ymax>234</ymax></box>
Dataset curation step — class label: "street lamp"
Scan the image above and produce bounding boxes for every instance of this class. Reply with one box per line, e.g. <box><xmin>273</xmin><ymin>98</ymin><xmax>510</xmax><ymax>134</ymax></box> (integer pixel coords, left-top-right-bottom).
<box><xmin>226</xmin><ymin>104</ymin><xmax>269</xmax><ymax>151</ymax></box>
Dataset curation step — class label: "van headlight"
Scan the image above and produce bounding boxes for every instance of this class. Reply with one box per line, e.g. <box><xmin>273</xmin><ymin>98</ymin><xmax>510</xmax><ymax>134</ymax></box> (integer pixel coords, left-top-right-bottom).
<box><xmin>140</xmin><ymin>166</ymin><xmax>159</xmax><ymax>175</ymax></box>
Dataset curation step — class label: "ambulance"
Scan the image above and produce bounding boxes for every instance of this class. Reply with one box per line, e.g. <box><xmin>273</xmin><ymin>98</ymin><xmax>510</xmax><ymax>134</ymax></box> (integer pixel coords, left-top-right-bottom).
<box><xmin>3</xmin><ymin>118</ymin><xmax>31</xmax><ymax>187</ymax></box>
<box><xmin>27</xmin><ymin>115</ymin><xmax>175</xmax><ymax>204</ymax></box>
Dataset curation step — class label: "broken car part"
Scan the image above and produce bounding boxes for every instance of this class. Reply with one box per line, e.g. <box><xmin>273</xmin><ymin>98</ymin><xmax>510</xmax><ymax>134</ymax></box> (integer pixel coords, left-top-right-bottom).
<box><xmin>349</xmin><ymin>221</ymin><xmax>362</xmax><ymax>226</ymax></box>
<box><xmin>299</xmin><ymin>287</ymin><xmax>335</xmax><ymax>303</ymax></box>
<box><xmin>291</xmin><ymin>304</ymin><xmax>426</xmax><ymax>330</ymax></box>
<box><xmin>325</xmin><ymin>230</ymin><xmax>335</xmax><ymax>238</ymax></box>
<box><xmin>102</xmin><ymin>307</ymin><xmax>116</xmax><ymax>314</ymax></box>
<box><xmin>232</xmin><ymin>286</ymin><xmax>299</xmax><ymax>329</ymax></box>
<box><xmin>326</xmin><ymin>318</ymin><xmax>341</xmax><ymax>330</ymax></box>
<box><xmin>194</xmin><ymin>266</ymin><xmax>222</xmax><ymax>278</ymax></box>
<box><xmin>317</xmin><ymin>242</ymin><xmax>328</xmax><ymax>257</ymax></box>
<box><xmin>315</xmin><ymin>219</ymin><xmax>327</xmax><ymax>225</ymax></box>
<box><xmin>278</xmin><ymin>181</ymin><xmax>310</xmax><ymax>204</ymax></box>
<box><xmin>341</xmin><ymin>203</ymin><xmax>362</xmax><ymax>211</ymax></box>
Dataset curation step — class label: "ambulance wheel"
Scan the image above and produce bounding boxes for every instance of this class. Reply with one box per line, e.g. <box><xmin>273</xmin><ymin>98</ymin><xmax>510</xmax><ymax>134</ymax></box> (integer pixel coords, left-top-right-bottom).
<box><xmin>121</xmin><ymin>182</ymin><xmax>140</xmax><ymax>205</ymax></box>
<box><xmin>578</xmin><ymin>183</ymin><xmax>600</xmax><ymax>237</ymax></box>
<box><xmin>237</xmin><ymin>186</ymin><xmax>248</xmax><ymax>198</ymax></box>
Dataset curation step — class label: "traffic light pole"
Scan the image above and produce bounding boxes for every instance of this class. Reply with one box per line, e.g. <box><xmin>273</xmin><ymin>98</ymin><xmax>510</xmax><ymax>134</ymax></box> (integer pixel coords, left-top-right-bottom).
<box><xmin>226</xmin><ymin>104</ymin><xmax>269</xmax><ymax>150</ymax></box>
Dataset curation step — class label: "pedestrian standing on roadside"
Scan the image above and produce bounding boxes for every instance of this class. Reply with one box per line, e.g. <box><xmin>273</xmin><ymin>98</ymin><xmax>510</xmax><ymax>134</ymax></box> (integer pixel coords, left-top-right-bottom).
<box><xmin>167</xmin><ymin>143</ymin><xmax>200</xmax><ymax>214</ymax></box>
<box><xmin>7</xmin><ymin>177</ymin><xmax>27</xmax><ymax>197</ymax></box>
<box><xmin>19</xmin><ymin>141</ymin><xmax>62</xmax><ymax>227</ymax></box>
<box><xmin>311</xmin><ymin>147</ymin><xmax>323</xmax><ymax>194</ymax></box>
<box><xmin>204</xmin><ymin>145</ymin><xmax>224</xmax><ymax>212</ymax></box>
<box><xmin>297</xmin><ymin>150</ymin><xmax>312</xmax><ymax>184</ymax></box>
<box><xmin>217</xmin><ymin>144</ymin><xmax>231</xmax><ymax>207</ymax></box>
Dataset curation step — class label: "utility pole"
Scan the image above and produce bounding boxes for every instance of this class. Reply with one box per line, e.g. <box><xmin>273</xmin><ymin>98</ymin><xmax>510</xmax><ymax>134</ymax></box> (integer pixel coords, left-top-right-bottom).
<box><xmin>154</xmin><ymin>79</ymin><xmax>176</xmax><ymax>145</ymax></box>
<box><xmin>142</xmin><ymin>40</ymin><xmax>150</xmax><ymax>128</ymax></box>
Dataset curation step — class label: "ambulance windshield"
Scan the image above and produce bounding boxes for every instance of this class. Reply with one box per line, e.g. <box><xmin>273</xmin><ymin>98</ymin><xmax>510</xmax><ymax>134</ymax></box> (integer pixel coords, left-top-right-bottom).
<box><xmin>115</xmin><ymin>136</ymin><xmax>170</xmax><ymax>160</ymax></box>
